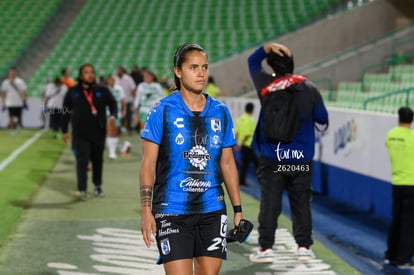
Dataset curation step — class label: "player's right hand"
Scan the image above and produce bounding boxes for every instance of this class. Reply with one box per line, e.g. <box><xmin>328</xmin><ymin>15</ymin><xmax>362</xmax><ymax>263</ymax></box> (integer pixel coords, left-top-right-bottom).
<box><xmin>141</xmin><ymin>211</ymin><xmax>157</xmax><ymax>248</ymax></box>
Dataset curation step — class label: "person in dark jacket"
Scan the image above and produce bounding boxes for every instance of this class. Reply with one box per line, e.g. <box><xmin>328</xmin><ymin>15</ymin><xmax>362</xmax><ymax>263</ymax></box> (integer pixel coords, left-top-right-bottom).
<box><xmin>62</xmin><ymin>64</ymin><xmax>117</xmax><ymax>200</ymax></box>
<box><xmin>247</xmin><ymin>43</ymin><xmax>329</xmax><ymax>263</ymax></box>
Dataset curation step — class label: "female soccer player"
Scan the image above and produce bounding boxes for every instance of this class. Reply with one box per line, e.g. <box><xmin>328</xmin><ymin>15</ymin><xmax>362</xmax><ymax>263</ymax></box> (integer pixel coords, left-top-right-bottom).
<box><xmin>140</xmin><ymin>43</ymin><xmax>243</xmax><ymax>275</ymax></box>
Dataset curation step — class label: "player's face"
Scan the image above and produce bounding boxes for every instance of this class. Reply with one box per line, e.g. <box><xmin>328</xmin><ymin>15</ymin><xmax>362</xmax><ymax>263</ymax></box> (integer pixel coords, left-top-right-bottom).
<box><xmin>175</xmin><ymin>50</ymin><xmax>208</xmax><ymax>94</ymax></box>
<box><xmin>80</xmin><ymin>65</ymin><xmax>95</xmax><ymax>84</ymax></box>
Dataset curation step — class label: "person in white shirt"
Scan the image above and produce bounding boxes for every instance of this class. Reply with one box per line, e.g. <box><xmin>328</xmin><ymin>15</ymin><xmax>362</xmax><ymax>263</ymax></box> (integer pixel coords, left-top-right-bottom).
<box><xmin>134</xmin><ymin>70</ymin><xmax>164</xmax><ymax>132</ymax></box>
<box><xmin>115</xmin><ymin>66</ymin><xmax>136</xmax><ymax>135</ymax></box>
<box><xmin>1</xmin><ymin>66</ymin><xmax>28</xmax><ymax>129</ymax></box>
<box><xmin>43</xmin><ymin>77</ymin><xmax>68</xmax><ymax>138</ymax></box>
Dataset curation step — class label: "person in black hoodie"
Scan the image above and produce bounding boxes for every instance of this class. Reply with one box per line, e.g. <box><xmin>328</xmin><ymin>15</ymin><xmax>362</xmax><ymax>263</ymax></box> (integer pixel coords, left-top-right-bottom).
<box><xmin>62</xmin><ymin>64</ymin><xmax>117</xmax><ymax>200</ymax></box>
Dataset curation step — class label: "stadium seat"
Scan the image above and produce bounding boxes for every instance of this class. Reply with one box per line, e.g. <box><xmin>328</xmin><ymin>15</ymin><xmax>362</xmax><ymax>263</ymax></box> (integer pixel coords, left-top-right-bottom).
<box><xmin>25</xmin><ymin>0</ymin><xmax>345</xmax><ymax>96</ymax></box>
<box><xmin>0</xmin><ymin>0</ymin><xmax>60</xmax><ymax>76</ymax></box>
<box><xmin>326</xmin><ymin>62</ymin><xmax>414</xmax><ymax>114</ymax></box>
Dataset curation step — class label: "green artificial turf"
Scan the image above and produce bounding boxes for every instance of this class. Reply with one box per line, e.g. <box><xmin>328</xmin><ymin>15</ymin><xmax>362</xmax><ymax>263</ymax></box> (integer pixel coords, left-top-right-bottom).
<box><xmin>0</xmin><ymin>129</ymin><xmax>65</xmax><ymax>247</ymax></box>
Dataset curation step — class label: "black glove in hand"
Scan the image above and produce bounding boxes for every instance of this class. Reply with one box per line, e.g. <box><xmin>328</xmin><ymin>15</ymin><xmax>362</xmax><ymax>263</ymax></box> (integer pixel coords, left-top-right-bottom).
<box><xmin>226</xmin><ymin>219</ymin><xmax>253</xmax><ymax>243</ymax></box>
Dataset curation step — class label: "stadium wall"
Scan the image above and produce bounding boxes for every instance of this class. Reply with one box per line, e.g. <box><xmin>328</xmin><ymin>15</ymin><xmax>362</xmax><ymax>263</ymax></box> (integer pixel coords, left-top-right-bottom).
<box><xmin>0</xmin><ymin>98</ymin><xmax>44</xmax><ymax>128</ymax></box>
<box><xmin>313</xmin><ymin>108</ymin><xmax>395</xmax><ymax>219</ymax></box>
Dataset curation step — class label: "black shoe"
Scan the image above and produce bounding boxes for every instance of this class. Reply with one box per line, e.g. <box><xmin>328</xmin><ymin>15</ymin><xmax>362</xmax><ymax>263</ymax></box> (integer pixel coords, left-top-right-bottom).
<box><xmin>93</xmin><ymin>187</ymin><xmax>105</xmax><ymax>197</ymax></box>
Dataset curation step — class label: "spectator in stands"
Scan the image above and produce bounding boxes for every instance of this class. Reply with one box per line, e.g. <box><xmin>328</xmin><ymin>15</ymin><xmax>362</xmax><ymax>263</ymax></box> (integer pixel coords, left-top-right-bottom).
<box><xmin>61</xmin><ymin>64</ymin><xmax>117</xmax><ymax>200</ymax></box>
<box><xmin>43</xmin><ymin>77</ymin><xmax>68</xmax><ymax>138</ymax></box>
<box><xmin>130</xmin><ymin>65</ymin><xmax>143</xmax><ymax>85</ymax></box>
<box><xmin>1</xmin><ymin>66</ymin><xmax>28</xmax><ymax>130</ymax></box>
<box><xmin>384</xmin><ymin>106</ymin><xmax>414</xmax><ymax>269</ymax></box>
<box><xmin>106</xmin><ymin>75</ymin><xmax>126</xmax><ymax>160</ymax></box>
<box><xmin>205</xmin><ymin>76</ymin><xmax>221</xmax><ymax>98</ymax></box>
<box><xmin>235</xmin><ymin>102</ymin><xmax>258</xmax><ymax>186</ymax></box>
<box><xmin>133</xmin><ymin>70</ymin><xmax>164</xmax><ymax>132</ymax></box>
<box><xmin>140</xmin><ymin>43</ymin><xmax>243</xmax><ymax>275</ymax></box>
<box><xmin>247</xmin><ymin>43</ymin><xmax>328</xmax><ymax>263</ymax></box>
<box><xmin>115</xmin><ymin>66</ymin><xmax>136</xmax><ymax>135</ymax></box>
<box><xmin>61</xmin><ymin>68</ymin><xmax>75</xmax><ymax>88</ymax></box>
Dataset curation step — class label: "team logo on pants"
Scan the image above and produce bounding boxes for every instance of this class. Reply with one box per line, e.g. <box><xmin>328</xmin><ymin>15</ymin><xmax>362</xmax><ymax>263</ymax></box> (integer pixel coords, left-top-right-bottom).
<box><xmin>161</xmin><ymin>238</ymin><xmax>171</xmax><ymax>255</ymax></box>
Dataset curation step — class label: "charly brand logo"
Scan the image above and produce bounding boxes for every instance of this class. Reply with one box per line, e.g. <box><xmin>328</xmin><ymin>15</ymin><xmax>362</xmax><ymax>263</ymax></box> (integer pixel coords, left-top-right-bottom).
<box><xmin>174</xmin><ymin>117</ymin><xmax>184</xmax><ymax>128</ymax></box>
<box><xmin>183</xmin><ymin>145</ymin><xmax>211</xmax><ymax>170</ymax></box>
<box><xmin>334</xmin><ymin>118</ymin><xmax>357</xmax><ymax>154</ymax></box>
<box><xmin>274</xmin><ymin>142</ymin><xmax>305</xmax><ymax>162</ymax></box>
<box><xmin>179</xmin><ymin>176</ymin><xmax>212</xmax><ymax>192</ymax></box>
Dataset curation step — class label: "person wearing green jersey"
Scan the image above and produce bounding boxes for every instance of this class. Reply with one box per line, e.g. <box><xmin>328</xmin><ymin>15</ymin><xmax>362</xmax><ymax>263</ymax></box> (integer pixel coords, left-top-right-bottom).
<box><xmin>205</xmin><ymin>76</ymin><xmax>221</xmax><ymax>98</ymax></box>
<box><xmin>384</xmin><ymin>106</ymin><xmax>414</xmax><ymax>269</ymax></box>
<box><xmin>235</xmin><ymin>102</ymin><xmax>258</xmax><ymax>186</ymax></box>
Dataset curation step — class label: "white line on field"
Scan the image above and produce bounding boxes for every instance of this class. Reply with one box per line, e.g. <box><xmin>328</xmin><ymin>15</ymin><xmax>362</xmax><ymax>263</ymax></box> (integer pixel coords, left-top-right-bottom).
<box><xmin>0</xmin><ymin>130</ymin><xmax>46</xmax><ymax>171</ymax></box>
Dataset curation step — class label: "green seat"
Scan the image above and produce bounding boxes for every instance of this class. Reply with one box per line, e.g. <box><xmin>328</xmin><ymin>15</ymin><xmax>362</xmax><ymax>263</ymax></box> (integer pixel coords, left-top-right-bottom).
<box><xmin>1</xmin><ymin>0</ymin><xmax>60</xmax><ymax>83</ymax></box>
